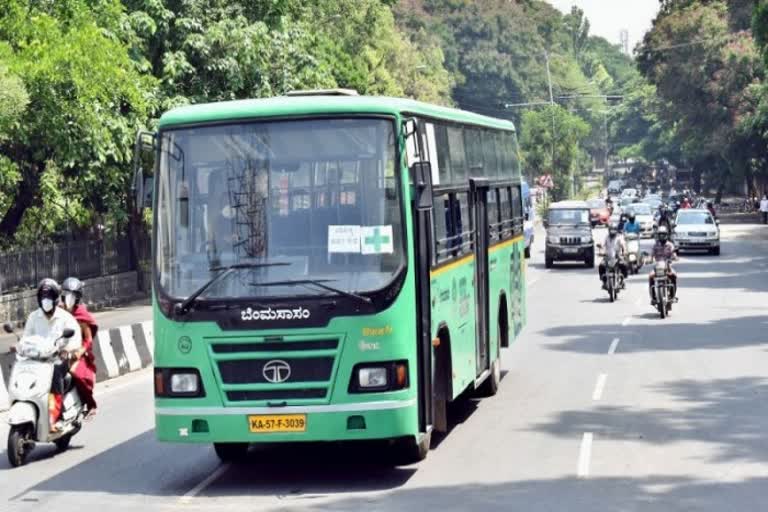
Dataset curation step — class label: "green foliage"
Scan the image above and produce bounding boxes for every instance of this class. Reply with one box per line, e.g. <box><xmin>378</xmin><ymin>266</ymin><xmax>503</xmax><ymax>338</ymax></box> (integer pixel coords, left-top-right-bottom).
<box><xmin>640</xmin><ymin>0</ymin><xmax>764</xmax><ymax>195</ymax></box>
<box><xmin>520</xmin><ymin>105</ymin><xmax>590</xmax><ymax>200</ymax></box>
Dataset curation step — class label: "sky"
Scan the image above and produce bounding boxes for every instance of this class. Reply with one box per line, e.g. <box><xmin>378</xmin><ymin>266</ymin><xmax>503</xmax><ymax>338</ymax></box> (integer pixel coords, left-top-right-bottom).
<box><xmin>547</xmin><ymin>0</ymin><xmax>660</xmax><ymax>53</ymax></box>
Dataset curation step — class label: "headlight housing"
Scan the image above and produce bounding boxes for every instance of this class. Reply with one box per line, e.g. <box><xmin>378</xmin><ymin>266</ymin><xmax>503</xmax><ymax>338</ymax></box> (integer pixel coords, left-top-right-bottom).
<box><xmin>155</xmin><ymin>368</ymin><xmax>205</xmax><ymax>398</ymax></box>
<box><xmin>547</xmin><ymin>235</ymin><xmax>560</xmax><ymax>244</ymax></box>
<box><xmin>349</xmin><ymin>361</ymin><xmax>408</xmax><ymax>393</ymax></box>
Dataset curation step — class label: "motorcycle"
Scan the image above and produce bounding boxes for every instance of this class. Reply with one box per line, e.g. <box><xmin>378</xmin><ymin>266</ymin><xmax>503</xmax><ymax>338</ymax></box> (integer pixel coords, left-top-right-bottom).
<box><xmin>625</xmin><ymin>233</ymin><xmax>642</xmax><ymax>274</ymax></box>
<box><xmin>3</xmin><ymin>323</ymin><xmax>84</xmax><ymax>467</ymax></box>
<box><xmin>651</xmin><ymin>260</ymin><xmax>676</xmax><ymax>319</ymax></box>
<box><xmin>603</xmin><ymin>254</ymin><xmax>625</xmax><ymax>302</ymax></box>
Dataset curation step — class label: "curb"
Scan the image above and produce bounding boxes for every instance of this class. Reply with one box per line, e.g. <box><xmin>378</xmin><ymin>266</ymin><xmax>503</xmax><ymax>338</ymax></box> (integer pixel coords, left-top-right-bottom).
<box><xmin>0</xmin><ymin>320</ymin><xmax>153</xmax><ymax>412</ymax></box>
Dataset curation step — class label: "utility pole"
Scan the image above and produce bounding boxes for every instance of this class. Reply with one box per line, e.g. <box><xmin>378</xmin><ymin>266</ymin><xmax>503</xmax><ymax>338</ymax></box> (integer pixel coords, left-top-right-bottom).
<box><xmin>544</xmin><ymin>51</ymin><xmax>561</xmax><ymax>200</ymax></box>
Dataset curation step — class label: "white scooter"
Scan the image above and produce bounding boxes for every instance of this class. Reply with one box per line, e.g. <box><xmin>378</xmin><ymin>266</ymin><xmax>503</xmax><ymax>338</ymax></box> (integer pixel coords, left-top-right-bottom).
<box><xmin>4</xmin><ymin>323</ymin><xmax>84</xmax><ymax>467</ymax></box>
<box><xmin>625</xmin><ymin>232</ymin><xmax>643</xmax><ymax>274</ymax></box>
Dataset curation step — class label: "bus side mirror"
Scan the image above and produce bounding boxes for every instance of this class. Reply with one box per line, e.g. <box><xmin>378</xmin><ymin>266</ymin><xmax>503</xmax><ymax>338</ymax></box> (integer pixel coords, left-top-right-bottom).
<box><xmin>411</xmin><ymin>161</ymin><xmax>434</xmax><ymax>211</ymax></box>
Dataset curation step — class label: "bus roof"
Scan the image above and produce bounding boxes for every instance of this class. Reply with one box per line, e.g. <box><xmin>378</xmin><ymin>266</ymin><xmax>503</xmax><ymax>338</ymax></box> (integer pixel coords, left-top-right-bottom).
<box><xmin>158</xmin><ymin>94</ymin><xmax>517</xmax><ymax>132</ymax></box>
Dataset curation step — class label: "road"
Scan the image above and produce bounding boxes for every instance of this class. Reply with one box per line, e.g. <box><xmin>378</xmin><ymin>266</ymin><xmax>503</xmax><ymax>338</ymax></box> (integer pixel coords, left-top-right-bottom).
<box><xmin>1</xmin><ymin>222</ymin><xmax>767</xmax><ymax>511</ymax></box>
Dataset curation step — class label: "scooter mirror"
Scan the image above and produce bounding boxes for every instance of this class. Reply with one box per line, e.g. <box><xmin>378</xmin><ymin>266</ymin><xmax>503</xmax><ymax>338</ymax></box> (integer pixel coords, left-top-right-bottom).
<box><xmin>3</xmin><ymin>322</ymin><xmax>13</xmax><ymax>334</ymax></box>
<box><xmin>62</xmin><ymin>328</ymin><xmax>75</xmax><ymax>339</ymax></box>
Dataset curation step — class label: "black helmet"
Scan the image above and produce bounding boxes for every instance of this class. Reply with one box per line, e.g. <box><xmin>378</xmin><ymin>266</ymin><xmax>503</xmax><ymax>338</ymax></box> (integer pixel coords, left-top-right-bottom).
<box><xmin>628</xmin><ymin>213</ymin><xmax>636</xmax><ymax>223</ymax></box>
<box><xmin>657</xmin><ymin>225</ymin><xmax>670</xmax><ymax>242</ymax></box>
<box><xmin>608</xmin><ymin>224</ymin><xmax>619</xmax><ymax>237</ymax></box>
<box><xmin>37</xmin><ymin>278</ymin><xmax>61</xmax><ymax>312</ymax></box>
<box><xmin>62</xmin><ymin>277</ymin><xmax>84</xmax><ymax>308</ymax></box>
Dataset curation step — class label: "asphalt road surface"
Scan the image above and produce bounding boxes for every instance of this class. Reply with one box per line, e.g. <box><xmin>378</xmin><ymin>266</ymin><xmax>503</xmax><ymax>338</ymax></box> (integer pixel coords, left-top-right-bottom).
<box><xmin>2</xmin><ymin>222</ymin><xmax>767</xmax><ymax>511</ymax></box>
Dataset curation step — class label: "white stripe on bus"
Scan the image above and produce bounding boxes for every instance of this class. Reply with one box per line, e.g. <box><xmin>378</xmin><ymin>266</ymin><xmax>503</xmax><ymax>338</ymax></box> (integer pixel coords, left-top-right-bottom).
<box><xmin>155</xmin><ymin>398</ymin><xmax>417</xmax><ymax>416</ymax></box>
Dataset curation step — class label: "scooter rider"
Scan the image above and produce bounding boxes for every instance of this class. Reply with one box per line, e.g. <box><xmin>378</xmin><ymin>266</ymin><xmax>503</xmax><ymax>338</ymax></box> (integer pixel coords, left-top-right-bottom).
<box><xmin>19</xmin><ymin>279</ymin><xmax>82</xmax><ymax>432</ymax></box>
<box><xmin>599</xmin><ymin>224</ymin><xmax>628</xmax><ymax>289</ymax></box>
<box><xmin>649</xmin><ymin>226</ymin><xmax>678</xmax><ymax>305</ymax></box>
<box><xmin>624</xmin><ymin>213</ymin><xmax>641</xmax><ymax>235</ymax></box>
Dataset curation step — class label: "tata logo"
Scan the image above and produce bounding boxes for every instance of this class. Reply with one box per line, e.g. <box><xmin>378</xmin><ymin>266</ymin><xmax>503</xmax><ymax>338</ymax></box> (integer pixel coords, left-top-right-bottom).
<box><xmin>262</xmin><ymin>360</ymin><xmax>291</xmax><ymax>383</ymax></box>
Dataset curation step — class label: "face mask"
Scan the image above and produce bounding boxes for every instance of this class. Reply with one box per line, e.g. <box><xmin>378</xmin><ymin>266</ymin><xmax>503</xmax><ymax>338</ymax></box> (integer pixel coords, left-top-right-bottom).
<box><xmin>41</xmin><ymin>298</ymin><xmax>54</xmax><ymax>313</ymax></box>
<box><xmin>64</xmin><ymin>293</ymin><xmax>76</xmax><ymax>310</ymax></box>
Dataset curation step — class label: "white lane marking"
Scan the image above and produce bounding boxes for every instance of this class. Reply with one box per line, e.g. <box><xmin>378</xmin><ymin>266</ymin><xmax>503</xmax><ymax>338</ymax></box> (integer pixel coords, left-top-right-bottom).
<box><xmin>634</xmin><ymin>296</ymin><xmax>643</xmax><ymax>306</ymax></box>
<box><xmin>622</xmin><ymin>317</ymin><xmax>632</xmax><ymax>327</ymax></box>
<box><xmin>119</xmin><ymin>325</ymin><xmax>143</xmax><ymax>372</ymax></box>
<box><xmin>577</xmin><ymin>433</ymin><xmax>593</xmax><ymax>478</ymax></box>
<box><xmin>592</xmin><ymin>374</ymin><xmax>607</xmax><ymax>401</ymax></box>
<box><xmin>179</xmin><ymin>463</ymin><xmax>231</xmax><ymax>503</ymax></box>
<box><xmin>608</xmin><ymin>338</ymin><xmax>620</xmax><ymax>355</ymax></box>
<box><xmin>528</xmin><ymin>278</ymin><xmax>539</xmax><ymax>287</ymax></box>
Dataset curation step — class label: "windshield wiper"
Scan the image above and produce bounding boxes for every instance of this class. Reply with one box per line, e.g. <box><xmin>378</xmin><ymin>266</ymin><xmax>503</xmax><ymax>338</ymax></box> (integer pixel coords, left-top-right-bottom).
<box><xmin>251</xmin><ymin>279</ymin><xmax>372</xmax><ymax>306</ymax></box>
<box><xmin>176</xmin><ymin>262</ymin><xmax>291</xmax><ymax>315</ymax></box>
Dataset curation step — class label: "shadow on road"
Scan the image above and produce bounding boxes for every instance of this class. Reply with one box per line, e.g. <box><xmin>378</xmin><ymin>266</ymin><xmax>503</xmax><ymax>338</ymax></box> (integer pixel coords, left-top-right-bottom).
<box><xmin>542</xmin><ymin>314</ymin><xmax>768</xmax><ymax>354</ymax></box>
<box><xmin>531</xmin><ymin>376</ymin><xmax>768</xmax><ymax>466</ymax></box>
<box><xmin>289</xmin><ymin>475</ymin><xmax>768</xmax><ymax>511</ymax></box>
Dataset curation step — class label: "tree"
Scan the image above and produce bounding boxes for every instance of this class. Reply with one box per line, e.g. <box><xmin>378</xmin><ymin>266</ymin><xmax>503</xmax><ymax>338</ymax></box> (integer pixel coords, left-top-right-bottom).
<box><xmin>0</xmin><ymin>0</ymin><xmax>154</xmax><ymax>242</ymax></box>
<box><xmin>521</xmin><ymin>105</ymin><xmax>590</xmax><ymax>200</ymax></box>
<box><xmin>639</xmin><ymin>0</ymin><xmax>763</xmax><ymax>196</ymax></box>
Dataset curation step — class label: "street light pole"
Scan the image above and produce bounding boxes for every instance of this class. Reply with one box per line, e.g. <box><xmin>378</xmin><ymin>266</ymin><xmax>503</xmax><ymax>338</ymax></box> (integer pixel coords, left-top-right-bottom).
<box><xmin>544</xmin><ymin>51</ymin><xmax>560</xmax><ymax>199</ymax></box>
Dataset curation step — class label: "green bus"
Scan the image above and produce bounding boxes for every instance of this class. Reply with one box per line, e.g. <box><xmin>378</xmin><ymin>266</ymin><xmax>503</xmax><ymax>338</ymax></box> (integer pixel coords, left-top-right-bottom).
<box><xmin>135</xmin><ymin>90</ymin><xmax>527</xmax><ymax>464</ymax></box>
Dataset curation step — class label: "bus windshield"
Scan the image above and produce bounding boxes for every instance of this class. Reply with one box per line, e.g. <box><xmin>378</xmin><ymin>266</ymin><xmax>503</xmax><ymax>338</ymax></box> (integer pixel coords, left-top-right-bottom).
<box><xmin>155</xmin><ymin>118</ymin><xmax>404</xmax><ymax>300</ymax></box>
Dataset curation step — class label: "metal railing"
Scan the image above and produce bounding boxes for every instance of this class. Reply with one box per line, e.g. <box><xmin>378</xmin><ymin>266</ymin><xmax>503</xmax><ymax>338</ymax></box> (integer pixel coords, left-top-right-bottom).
<box><xmin>0</xmin><ymin>236</ymin><xmax>136</xmax><ymax>293</ymax></box>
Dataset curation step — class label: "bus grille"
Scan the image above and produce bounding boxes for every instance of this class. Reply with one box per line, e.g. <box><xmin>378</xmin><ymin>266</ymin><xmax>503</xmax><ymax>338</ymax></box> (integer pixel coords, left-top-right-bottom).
<box><xmin>218</xmin><ymin>357</ymin><xmax>334</xmax><ymax>384</ymax></box>
<box><xmin>207</xmin><ymin>337</ymin><xmax>341</xmax><ymax>404</ymax></box>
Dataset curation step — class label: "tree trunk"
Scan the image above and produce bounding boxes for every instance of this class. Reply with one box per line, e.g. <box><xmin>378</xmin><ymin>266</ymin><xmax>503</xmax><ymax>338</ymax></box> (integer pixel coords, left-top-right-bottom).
<box><xmin>0</xmin><ymin>163</ymin><xmax>43</xmax><ymax>239</ymax></box>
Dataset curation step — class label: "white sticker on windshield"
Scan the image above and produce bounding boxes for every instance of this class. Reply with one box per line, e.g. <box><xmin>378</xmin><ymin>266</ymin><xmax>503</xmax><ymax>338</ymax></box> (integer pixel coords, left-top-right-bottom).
<box><xmin>361</xmin><ymin>225</ymin><xmax>394</xmax><ymax>255</ymax></box>
<box><xmin>328</xmin><ymin>225</ymin><xmax>361</xmax><ymax>253</ymax></box>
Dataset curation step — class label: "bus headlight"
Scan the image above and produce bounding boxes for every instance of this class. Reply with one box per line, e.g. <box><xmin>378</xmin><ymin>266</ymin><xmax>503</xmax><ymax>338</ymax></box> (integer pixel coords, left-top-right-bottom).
<box><xmin>171</xmin><ymin>373</ymin><xmax>199</xmax><ymax>393</ymax></box>
<box><xmin>359</xmin><ymin>368</ymin><xmax>388</xmax><ymax>388</ymax></box>
<box><xmin>349</xmin><ymin>361</ymin><xmax>408</xmax><ymax>393</ymax></box>
<box><xmin>155</xmin><ymin>368</ymin><xmax>205</xmax><ymax>397</ymax></box>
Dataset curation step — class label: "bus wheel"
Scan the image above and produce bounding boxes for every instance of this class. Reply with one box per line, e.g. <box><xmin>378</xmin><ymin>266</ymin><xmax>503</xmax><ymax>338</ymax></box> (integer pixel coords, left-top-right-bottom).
<box><xmin>213</xmin><ymin>442</ymin><xmax>249</xmax><ymax>462</ymax></box>
<box><xmin>392</xmin><ymin>432</ymin><xmax>431</xmax><ymax>465</ymax></box>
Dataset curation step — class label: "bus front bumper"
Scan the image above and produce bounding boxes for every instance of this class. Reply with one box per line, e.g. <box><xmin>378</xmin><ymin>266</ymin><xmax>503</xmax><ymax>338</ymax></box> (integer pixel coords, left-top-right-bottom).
<box><xmin>155</xmin><ymin>399</ymin><xmax>418</xmax><ymax>443</ymax></box>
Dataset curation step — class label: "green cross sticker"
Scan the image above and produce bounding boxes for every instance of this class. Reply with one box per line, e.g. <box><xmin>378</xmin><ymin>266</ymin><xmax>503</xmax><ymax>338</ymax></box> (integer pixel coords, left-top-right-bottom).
<box><xmin>361</xmin><ymin>225</ymin><xmax>394</xmax><ymax>254</ymax></box>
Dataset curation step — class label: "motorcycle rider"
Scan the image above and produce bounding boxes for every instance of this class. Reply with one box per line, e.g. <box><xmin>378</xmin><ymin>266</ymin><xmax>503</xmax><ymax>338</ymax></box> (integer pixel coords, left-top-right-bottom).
<box><xmin>598</xmin><ymin>224</ymin><xmax>628</xmax><ymax>289</ymax></box>
<box><xmin>657</xmin><ymin>203</ymin><xmax>673</xmax><ymax>232</ymax></box>
<box><xmin>19</xmin><ymin>279</ymin><xmax>82</xmax><ymax>431</ymax></box>
<box><xmin>60</xmin><ymin>277</ymin><xmax>99</xmax><ymax>420</ymax></box>
<box><xmin>649</xmin><ymin>226</ymin><xmax>678</xmax><ymax>305</ymax></box>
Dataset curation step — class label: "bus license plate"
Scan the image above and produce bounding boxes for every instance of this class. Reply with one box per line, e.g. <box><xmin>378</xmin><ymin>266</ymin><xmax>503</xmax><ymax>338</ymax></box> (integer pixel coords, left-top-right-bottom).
<box><xmin>248</xmin><ymin>414</ymin><xmax>306</xmax><ymax>433</ymax></box>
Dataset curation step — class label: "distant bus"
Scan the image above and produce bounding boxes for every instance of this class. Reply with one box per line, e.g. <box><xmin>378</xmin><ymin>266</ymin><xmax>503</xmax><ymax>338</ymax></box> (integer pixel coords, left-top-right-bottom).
<box><xmin>136</xmin><ymin>90</ymin><xmax>527</xmax><ymax>464</ymax></box>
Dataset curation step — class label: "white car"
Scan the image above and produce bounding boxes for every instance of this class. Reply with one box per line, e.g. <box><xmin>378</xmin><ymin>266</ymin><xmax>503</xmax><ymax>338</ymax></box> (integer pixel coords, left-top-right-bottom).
<box><xmin>621</xmin><ymin>188</ymin><xmax>638</xmax><ymax>199</ymax></box>
<box><xmin>672</xmin><ymin>209</ymin><xmax>720</xmax><ymax>255</ymax></box>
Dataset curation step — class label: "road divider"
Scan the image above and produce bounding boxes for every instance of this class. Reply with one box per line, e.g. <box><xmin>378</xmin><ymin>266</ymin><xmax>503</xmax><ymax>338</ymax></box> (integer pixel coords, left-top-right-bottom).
<box><xmin>0</xmin><ymin>320</ymin><xmax>153</xmax><ymax>412</ymax></box>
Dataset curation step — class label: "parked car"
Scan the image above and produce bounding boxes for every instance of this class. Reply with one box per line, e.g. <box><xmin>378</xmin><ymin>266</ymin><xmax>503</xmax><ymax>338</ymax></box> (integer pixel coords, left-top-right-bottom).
<box><xmin>672</xmin><ymin>208</ymin><xmax>720</xmax><ymax>255</ymax></box>
<box><xmin>544</xmin><ymin>201</ymin><xmax>595</xmax><ymax>268</ymax></box>
<box><xmin>621</xmin><ymin>188</ymin><xmax>639</xmax><ymax>199</ymax></box>
<box><xmin>586</xmin><ymin>198</ymin><xmax>611</xmax><ymax>227</ymax></box>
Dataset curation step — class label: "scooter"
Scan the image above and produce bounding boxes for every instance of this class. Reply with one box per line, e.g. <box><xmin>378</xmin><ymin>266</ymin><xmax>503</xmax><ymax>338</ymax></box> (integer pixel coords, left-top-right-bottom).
<box><xmin>625</xmin><ymin>233</ymin><xmax>642</xmax><ymax>274</ymax></box>
<box><xmin>4</xmin><ymin>323</ymin><xmax>84</xmax><ymax>467</ymax></box>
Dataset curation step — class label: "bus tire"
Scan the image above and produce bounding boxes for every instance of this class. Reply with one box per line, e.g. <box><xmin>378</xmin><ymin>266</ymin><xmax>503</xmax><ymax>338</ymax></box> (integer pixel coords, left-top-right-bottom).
<box><xmin>213</xmin><ymin>442</ymin><xmax>249</xmax><ymax>462</ymax></box>
<box><xmin>392</xmin><ymin>432</ymin><xmax>431</xmax><ymax>465</ymax></box>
